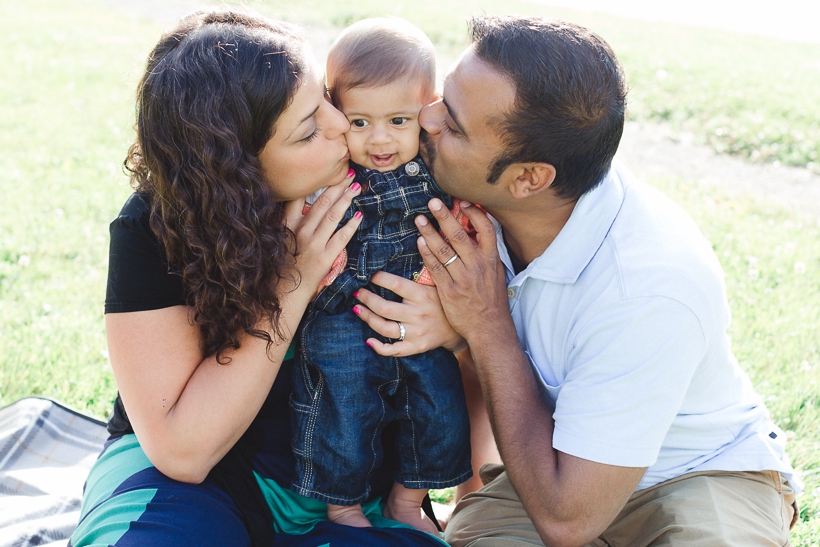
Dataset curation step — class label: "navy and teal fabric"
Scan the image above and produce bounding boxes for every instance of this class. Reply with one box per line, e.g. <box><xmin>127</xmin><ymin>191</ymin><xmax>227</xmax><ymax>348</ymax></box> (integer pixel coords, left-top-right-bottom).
<box><xmin>292</xmin><ymin>158</ymin><xmax>472</xmax><ymax>505</ymax></box>
<box><xmin>70</xmin><ymin>360</ymin><xmax>447</xmax><ymax>547</ymax></box>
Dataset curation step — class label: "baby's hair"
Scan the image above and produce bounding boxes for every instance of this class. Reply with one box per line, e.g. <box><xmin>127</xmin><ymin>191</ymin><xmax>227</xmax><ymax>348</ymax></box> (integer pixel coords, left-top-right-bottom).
<box><xmin>327</xmin><ymin>18</ymin><xmax>436</xmax><ymax>106</ymax></box>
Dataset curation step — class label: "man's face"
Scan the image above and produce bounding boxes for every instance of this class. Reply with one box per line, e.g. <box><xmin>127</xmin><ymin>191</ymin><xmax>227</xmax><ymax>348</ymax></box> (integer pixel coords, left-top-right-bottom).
<box><xmin>419</xmin><ymin>47</ymin><xmax>516</xmax><ymax>209</ymax></box>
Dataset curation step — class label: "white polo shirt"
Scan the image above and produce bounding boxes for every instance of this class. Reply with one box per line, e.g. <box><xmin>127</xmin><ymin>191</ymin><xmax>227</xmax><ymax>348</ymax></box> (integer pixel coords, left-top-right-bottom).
<box><xmin>497</xmin><ymin>162</ymin><xmax>798</xmax><ymax>491</ymax></box>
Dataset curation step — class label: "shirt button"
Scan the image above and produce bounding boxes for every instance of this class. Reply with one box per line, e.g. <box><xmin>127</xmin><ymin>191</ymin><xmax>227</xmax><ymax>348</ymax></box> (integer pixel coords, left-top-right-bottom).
<box><xmin>405</xmin><ymin>161</ymin><xmax>420</xmax><ymax>176</ymax></box>
<box><xmin>507</xmin><ymin>288</ymin><xmax>515</xmax><ymax>298</ymax></box>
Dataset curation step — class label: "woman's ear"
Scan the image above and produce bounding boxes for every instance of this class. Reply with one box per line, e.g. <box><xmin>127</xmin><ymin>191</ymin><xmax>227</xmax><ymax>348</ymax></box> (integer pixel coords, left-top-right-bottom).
<box><xmin>507</xmin><ymin>163</ymin><xmax>556</xmax><ymax>199</ymax></box>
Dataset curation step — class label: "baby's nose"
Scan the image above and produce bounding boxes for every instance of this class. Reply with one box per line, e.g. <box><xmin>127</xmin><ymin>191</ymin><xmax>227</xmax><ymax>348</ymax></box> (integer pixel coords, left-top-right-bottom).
<box><xmin>369</xmin><ymin>126</ymin><xmax>393</xmax><ymax>144</ymax></box>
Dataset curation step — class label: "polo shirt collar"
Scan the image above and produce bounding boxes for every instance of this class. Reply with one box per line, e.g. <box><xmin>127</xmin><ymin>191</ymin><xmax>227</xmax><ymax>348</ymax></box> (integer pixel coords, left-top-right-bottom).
<box><xmin>504</xmin><ymin>164</ymin><xmax>627</xmax><ymax>286</ymax></box>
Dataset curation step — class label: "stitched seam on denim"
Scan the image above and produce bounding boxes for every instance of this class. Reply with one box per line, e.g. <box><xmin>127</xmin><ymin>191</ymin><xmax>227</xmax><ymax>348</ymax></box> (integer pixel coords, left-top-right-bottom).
<box><xmin>302</xmin><ymin>372</ymin><xmax>322</xmax><ymax>490</ymax></box>
<box><xmin>367</xmin><ymin>376</ymin><xmax>398</xmax><ymax>485</ymax></box>
<box><xmin>298</xmin><ymin>314</ymin><xmax>323</xmax><ymax>491</ymax></box>
<box><xmin>399</xmin><ymin>468</ymin><xmax>474</xmax><ymax>489</ymax></box>
<box><xmin>400</xmin><ymin>366</ymin><xmax>422</xmax><ymax>482</ymax></box>
<box><xmin>315</xmin><ymin>274</ymin><xmax>358</xmax><ymax>312</ymax></box>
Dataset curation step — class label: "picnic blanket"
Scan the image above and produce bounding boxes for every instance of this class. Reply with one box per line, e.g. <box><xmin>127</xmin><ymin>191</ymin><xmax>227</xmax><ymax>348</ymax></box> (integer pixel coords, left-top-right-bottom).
<box><xmin>0</xmin><ymin>397</ymin><xmax>108</xmax><ymax>547</ymax></box>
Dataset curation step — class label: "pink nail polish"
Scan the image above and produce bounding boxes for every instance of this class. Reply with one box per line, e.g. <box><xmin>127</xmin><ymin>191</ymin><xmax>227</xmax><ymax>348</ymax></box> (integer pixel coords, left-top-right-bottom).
<box><xmin>347</xmin><ymin>168</ymin><xmax>355</xmax><ymax>177</ymax></box>
<box><xmin>352</xmin><ymin>306</ymin><xmax>360</xmax><ymax>315</ymax></box>
<box><xmin>350</xmin><ymin>182</ymin><xmax>361</xmax><ymax>192</ymax></box>
<box><xmin>365</xmin><ymin>340</ymin><xmax>373</xmax><ymax>348</ymax></box>
<box><xmin>353</xmin><ymin>291</ymin><xmax>360</xmax><ymax>298</ymax></box>
<box><xmin>354</xmin><ymin>211</ymin><xmax>363</xmax><ymax>220</ymax></box>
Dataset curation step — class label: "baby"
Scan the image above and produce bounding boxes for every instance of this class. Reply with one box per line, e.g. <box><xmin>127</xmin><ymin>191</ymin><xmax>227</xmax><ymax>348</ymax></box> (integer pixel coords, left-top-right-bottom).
<box><xmin>290</xmin><ymin>18</ymin><xmax>472</xmax><ymax>533</ymax></box>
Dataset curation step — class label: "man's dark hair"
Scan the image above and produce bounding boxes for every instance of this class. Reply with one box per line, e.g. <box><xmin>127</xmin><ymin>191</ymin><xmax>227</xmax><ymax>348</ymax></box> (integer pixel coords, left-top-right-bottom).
<box><xmin>470</xmin><ymin>15</ymin><xmax>627</xmax><ymax>200</ymax></box>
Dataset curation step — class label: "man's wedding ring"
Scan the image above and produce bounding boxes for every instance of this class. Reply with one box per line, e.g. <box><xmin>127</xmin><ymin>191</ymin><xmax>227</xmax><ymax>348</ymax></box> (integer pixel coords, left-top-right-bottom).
<box><xmin>396</xmin><ymin>321</ymin><xmax>406</xmax><ymax>342</ymax></box>
<box><xmin>442</xmin><ymin>254</ymin><xmax>459</xmax><ymax>267</ymax></box>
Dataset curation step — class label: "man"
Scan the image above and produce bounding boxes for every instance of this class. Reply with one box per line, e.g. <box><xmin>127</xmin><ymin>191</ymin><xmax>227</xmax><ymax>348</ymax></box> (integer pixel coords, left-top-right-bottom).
<box><xmin>404</xmin><ymin>15</ymin><xmax>797</xmax><ymax>547</ymax></box>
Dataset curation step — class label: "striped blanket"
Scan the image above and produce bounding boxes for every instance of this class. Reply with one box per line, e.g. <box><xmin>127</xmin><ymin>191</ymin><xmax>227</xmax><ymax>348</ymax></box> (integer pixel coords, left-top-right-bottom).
<box><xmin>0</xmin><ymin>398</ymin><xmax>107</xmax><ymax>547</ymax></box>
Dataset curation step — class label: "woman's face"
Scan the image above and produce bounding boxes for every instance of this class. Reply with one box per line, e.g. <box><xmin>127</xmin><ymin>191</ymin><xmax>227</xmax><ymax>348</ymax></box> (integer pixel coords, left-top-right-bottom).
<box><xmin>259</xmin><ymin>59</ymin><xmax>351</xmax><ymax>202</ymax></box>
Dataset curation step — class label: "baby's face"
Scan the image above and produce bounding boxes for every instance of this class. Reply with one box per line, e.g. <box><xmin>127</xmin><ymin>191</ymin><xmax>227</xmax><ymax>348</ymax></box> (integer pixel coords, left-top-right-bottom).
<box><xmin>337</xmin><ymin>79</ymin><xmax>431</xmax><ymax>172</ymax></box>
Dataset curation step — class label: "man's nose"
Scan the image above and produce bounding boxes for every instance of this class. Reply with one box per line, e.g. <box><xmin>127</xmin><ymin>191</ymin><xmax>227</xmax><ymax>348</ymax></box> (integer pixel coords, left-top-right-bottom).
<box><xmin>419</xmin><ymin>99</ymin><xmax>444</xmax><ymax>135</ymax></box>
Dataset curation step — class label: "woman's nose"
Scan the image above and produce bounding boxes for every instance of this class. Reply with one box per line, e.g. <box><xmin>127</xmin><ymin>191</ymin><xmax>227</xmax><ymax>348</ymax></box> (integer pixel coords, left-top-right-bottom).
<box><xmin>325</xmin><ymin>103</ymin><xmax>350</xmax><ymax>138</ymax></box>
<box><xmin>419</xmin><ymin>99</ymin><xmax>444</xmax><ymax>135</ymax></box>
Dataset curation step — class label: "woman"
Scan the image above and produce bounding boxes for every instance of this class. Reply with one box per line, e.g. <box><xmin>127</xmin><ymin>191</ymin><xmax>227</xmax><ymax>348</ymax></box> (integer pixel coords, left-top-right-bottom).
<box><xmin>70</xmin><ymin>9</ymin><xmax>454</xmax><ymax>546</ymax></box>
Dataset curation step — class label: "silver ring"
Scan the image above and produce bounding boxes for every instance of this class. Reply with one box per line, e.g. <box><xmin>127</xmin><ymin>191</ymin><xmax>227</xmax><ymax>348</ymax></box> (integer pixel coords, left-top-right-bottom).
<box><xmin>442</xmin><ymin>254</ymin><xmax>459</xmax><ymax>268</ymax></box>
<box><xmin>396</xmin><ymin>321</ymin><xmax>406</xmax><ymax>342</ymax></box>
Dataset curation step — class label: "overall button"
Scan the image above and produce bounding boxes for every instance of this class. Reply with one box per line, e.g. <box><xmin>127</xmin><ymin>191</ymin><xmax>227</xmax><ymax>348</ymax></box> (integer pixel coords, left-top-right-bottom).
<box><xmin>405</xmin><ymin>161</ymin><xmax>420</xmax><ymax>176</ymax></box>
<box><xmin>507</xmin><ymin>288</ymin><xmax>516</xmax><ymax>298</ymax></box>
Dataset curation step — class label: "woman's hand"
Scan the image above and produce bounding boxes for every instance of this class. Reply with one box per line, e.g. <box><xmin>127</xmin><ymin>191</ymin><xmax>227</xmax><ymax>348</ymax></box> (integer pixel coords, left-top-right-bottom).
<box><xmin>353</xmin><ymin>271</ymin><xmax>467</xmax><ymax>356</ymax></box>
<box><xmin>282</xmin><ymin>169</ymin><xmax>363</xmax><ymax>293</ymax></box>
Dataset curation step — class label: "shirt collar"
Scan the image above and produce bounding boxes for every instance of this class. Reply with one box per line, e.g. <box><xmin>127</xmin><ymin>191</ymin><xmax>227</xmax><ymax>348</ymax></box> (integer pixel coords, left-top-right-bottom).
<box><xmin>503</xmin><ymin>163</ymin><xmax>628</xmax><ymax>286</ymax></box>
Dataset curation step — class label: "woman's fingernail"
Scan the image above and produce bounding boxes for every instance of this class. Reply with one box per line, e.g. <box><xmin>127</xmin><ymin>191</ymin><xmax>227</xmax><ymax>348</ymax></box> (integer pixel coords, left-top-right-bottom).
<box><xmin>347</xmin><ymin>168</ymin><xmax>355</xmax><ymax>178</ymax></box>
<box><xmin>353</xmin><ymin>290</ymin><xmax>359</xmax><ymax>298</ymax></box>
<box><xmin>352</xmin><ymin>306</ymin><xmax>360</xmax><ymax>315</ymax></box>
<box><xmin>350</xmin><ymin>182</ymin><xmax>361</xmax><ymax>192</ymax></box>
<box><xmin>416</xmin><ymin>215</ymin><xmax>428</xmax><ymax>226</ymax></box>
<box><xmin>429</xmin><ymin>199</ymin><xmax>442</xmax><ymax>211</ymax></box>
<box><xmin>354</xmin><ymin>211</ymin><xmax>363</xmax><ymax>220</ymax></box>
<box><xmin>365</xmin><ymin>340</ymin><xmax>373</xmax><ymax>348</ymax></box>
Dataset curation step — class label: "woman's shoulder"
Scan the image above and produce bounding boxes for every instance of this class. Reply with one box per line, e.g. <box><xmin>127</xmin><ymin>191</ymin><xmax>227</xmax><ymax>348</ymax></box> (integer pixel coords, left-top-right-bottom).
<box><xmin>108</xmin><ymin>192</ymin><xmax>163</xmax><ymax>250</ymax></box>
<box><xmin>106</xmin><ymin>191</ymin><xmax>186</xmax><ymax>314</ymax></box>
<box><xmin>112</xmin><ymin>191</ymin><xmax>151</xmax><ymax>229</ymax></box>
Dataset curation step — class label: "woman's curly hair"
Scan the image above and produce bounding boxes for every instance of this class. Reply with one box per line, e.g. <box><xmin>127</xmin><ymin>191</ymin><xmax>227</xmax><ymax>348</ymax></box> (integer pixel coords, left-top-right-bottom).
<box><xmin>125</xmin><ymin>9</ymin><xmax>306</xmax><ymax>362</ymax></box>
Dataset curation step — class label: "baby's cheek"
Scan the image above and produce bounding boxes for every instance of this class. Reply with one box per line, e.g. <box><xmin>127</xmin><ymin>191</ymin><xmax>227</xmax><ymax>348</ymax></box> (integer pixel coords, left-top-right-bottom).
<box><xmin>346</xmin><ymin>132</ymin><xmax>369</xmax><ymax>165</ymax></box>
<box><xmin>403</xmin><ymin>127</ymin><xmax>422</xmax><ymax>160</ymax></box>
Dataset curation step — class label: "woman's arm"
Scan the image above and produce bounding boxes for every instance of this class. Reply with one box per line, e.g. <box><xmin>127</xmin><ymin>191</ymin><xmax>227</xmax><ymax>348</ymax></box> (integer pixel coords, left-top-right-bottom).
<box><xmin>110</xmin><ymin>181</ymin><xmax>362</xmax><ymax>484</ymax></box>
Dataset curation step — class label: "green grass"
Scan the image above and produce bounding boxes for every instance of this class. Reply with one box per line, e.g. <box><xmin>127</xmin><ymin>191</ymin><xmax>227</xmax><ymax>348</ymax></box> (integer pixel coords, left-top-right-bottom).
<box><xmin>0</xmin><ymin>0</ymin><xmax>160</xmax><ymax>416</ymax></box>
<box><xmin>1</xmin><ymin>0</ymin><xmax>818</xmax><ymax>543</ymax></box>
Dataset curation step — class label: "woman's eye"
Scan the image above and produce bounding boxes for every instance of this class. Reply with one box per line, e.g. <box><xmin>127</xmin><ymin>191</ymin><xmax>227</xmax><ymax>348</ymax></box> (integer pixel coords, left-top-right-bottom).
<box><xmin>301</xmin><ymin>128</ymin><xmax>319</xmax><ymax>142</ymax></box>
<box><xmin>390</xmin><ymin>117</ymin><xmax>409</xmax><ymax>126</ymax></box>
<box><xmin>351</xmin><ymin>119</ymin><xmax>369</xmax><ymax>128</ymax></box>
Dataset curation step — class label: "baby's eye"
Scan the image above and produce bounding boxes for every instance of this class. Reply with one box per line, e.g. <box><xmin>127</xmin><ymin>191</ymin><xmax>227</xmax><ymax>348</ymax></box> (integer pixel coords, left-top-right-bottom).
<box><xmin>351</xmin><ymin>119</ymin><xmax>369</xmax><ymax>128</ymax></box>
<box><xmin>390</xmin><ymin>117</ymin><xmax>409</xmax><ymax>126</ymax></box>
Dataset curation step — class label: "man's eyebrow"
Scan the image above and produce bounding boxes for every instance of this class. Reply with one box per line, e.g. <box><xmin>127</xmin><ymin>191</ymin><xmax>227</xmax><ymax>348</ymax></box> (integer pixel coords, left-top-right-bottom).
<box><xmin>442</xmin><ymin>97</ymin><xmax>467</xmax><ymax>136</ymax></box>
<box><xmin>286</xmin><ymin>104</ymin><xmax>320</xmax><ymax>140</ymax></box>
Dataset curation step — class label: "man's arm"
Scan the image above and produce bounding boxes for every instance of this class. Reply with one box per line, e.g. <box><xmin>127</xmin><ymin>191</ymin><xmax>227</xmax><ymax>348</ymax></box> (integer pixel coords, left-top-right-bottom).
<box><xmin>455</xmin><ymin>348</ymin><xmax>501</xmax><ymax>500</ymax></box>
<box><xmin>415</xmin><ymin>200</ymin><xmax>645</xmax><ymax>547</ymax></box>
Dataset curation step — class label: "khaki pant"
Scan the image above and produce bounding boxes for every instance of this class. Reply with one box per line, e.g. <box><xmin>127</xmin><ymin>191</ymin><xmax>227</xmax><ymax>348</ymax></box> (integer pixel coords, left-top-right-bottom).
<box><xmin>446</xmin><ymin>464</ymin><xmax>798</xmax><ymax>547</ymax></box>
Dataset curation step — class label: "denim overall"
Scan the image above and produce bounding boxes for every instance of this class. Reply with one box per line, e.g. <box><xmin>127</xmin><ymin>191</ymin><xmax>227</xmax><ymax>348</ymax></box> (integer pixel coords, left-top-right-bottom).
<box><xmin>291</xmin><ymin>157</ymin><xmax>472</xmax><ymax>505</ymax></box>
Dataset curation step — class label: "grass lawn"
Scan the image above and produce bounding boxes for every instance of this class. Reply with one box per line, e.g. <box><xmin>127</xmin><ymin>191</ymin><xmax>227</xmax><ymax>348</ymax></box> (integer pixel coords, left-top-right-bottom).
<box><xmin>1</xmin><ymin>0</ymin><xmax>818</xmax><ymax>543</ymax></box>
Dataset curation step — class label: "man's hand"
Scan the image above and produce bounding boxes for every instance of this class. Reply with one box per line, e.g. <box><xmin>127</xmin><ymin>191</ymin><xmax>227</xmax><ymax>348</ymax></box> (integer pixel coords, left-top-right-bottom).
<box><xmin>414</xmin><ymin>199</ymin><xmax>511</xmax><ymax>343</ymax></box>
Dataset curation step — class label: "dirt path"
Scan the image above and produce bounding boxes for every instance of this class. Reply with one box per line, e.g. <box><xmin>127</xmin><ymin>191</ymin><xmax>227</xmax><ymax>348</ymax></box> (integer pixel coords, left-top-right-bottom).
<box><xmin>106</xmin><ymin>0</ymin><xmax>820</xmax><ymax>221</ymax></box>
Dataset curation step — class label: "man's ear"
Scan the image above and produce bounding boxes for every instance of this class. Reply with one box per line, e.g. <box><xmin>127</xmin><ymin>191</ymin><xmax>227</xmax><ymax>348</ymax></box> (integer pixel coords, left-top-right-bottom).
<box><xmin>507</xmin><ymin>163</ymin><xmax>556</xmax><ymax>199</ymax></box>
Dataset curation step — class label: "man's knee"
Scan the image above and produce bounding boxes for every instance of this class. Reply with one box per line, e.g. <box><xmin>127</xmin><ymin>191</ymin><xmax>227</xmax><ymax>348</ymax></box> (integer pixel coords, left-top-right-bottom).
<box><xmin>446</xmin><ymin>464</ymin><xmax>544</xmax><ymax>547</ymax></box>
<box><xmin>601</xmin><ymin>471</ymin><xmax>794</xmax><ymax>547</ymax></box>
